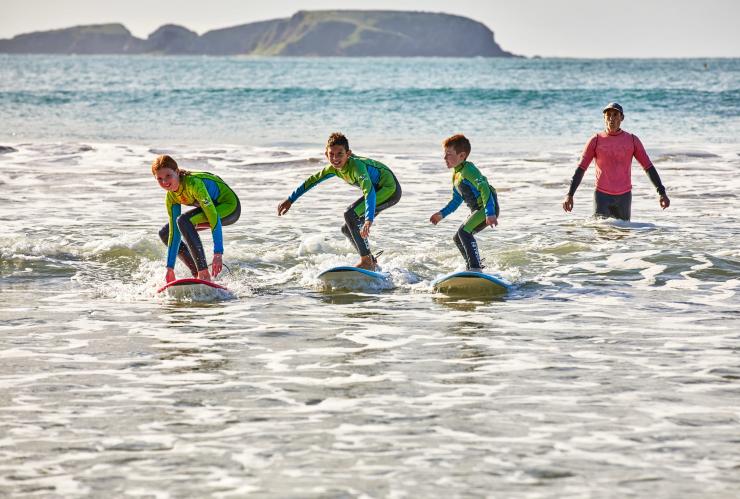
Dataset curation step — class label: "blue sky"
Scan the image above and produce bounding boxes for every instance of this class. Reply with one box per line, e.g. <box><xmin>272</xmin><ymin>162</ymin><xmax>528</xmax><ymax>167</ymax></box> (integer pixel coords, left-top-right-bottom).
<box><xmin>2</xmin><ymin>0</ymin><xmax>738</xmax><ymax>57</ymax></box>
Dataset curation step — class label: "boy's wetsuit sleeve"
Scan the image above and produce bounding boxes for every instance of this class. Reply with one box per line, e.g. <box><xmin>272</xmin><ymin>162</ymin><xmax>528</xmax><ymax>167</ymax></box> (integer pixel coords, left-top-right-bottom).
<box><xmin>165</xmin><ymin>195</ymin><xmax>182</xmax><ymax>268</ymax></box>
<box><xmin>350</xmin><ymin>159</ymin><xmax>377</xmax><ymax>222</ymax></box>
<box><xmin>462</xmin><ymin>164</ymin><xmax>496</xmax><ymax>217</ymax></box>
<box><xmin>190</xmin><ymin>176</ymin><xmax>224</xmax><ymax>254</ymax></box>
<box><xmin>288</xmin><ymin>165</ymin><xmax>337</xmax><ymax>203</ymax></box>
<box><xmin>439</xmin><ymin>188</ymin><xmax>463</xmax><ymax>218</ymax></box>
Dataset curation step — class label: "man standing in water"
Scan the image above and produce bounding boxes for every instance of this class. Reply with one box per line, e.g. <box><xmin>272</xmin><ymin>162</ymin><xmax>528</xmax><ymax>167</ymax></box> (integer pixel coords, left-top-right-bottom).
<box><xmin>562</xmin><ymin>102</ymin><xmax>670</xmax><ymax>220</ymax></box>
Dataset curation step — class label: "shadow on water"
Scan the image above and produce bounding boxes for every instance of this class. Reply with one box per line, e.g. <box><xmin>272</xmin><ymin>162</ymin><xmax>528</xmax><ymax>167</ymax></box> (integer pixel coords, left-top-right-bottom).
<box><xmin>588</xmin><ymin>219</ymin><xmax>660</xmax><ymax>240</ymax></box>
<box><xmin>312</xmin><ymin>290</ymin><xmax>382</xmax><ymax>305</ymax></box>
<box><xmin>432</xmin><ymin>294</ymin><xmax>507</xmax><ymax>312</ymax></box>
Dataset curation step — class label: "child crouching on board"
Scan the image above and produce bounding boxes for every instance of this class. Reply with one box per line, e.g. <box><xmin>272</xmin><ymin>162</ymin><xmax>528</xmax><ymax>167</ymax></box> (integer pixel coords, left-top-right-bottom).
<box><xmin>151</xmin><ymin>155</ymin><xmax>240</xmax><ymax>283</ymax></box>
<box><xmin>277</xmin><ymin>132</ymin><xmax>402</xmax><ymax>271</ymax></box>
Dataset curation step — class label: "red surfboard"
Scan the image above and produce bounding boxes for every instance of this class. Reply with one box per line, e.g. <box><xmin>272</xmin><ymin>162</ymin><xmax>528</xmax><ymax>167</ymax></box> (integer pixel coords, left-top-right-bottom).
<box><xmin>157</xmin><ymin>278</ymin><xmax>229</xmax><ymax>294</ymax></box>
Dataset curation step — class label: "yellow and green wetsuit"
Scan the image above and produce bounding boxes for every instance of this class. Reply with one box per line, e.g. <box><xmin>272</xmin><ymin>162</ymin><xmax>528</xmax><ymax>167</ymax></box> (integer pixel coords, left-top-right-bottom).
<box><xmin>158</xmin><ymin>172</ymin><xmax>241</xmax><ymax>274</ymax></box>
<box><xmin>438</xmin><ymin>161</ymin><xmax>499</xmax><ymax>270</ymax></box>
<box><xmin>288</xmin><ymin>155</ymin><xmax>401</xmax><ymax>256</ymax></box>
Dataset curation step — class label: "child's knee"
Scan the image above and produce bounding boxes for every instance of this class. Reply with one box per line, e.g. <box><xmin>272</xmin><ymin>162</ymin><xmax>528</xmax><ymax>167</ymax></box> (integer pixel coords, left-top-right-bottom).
<box><xmin>343</xmin><ymin>209</ymin><xmax>359</xmax><ymax>225</ymax></box>
<box><xmin>158</xmin><ymin>225</ymin><xmax>169</xmax><ymax>244</ymax></box>
<box><xmin>176</xmin><ymin>214</ymin><xmax>193</xmax><ymax>231</ymax></box>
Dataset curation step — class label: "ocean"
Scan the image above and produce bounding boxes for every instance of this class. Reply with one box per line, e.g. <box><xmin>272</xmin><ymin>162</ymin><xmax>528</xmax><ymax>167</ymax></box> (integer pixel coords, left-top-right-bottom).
<box><xmin>1</xmin><ymin>55</ymin><xmax>739</xmax><ymax>498</ymax></box>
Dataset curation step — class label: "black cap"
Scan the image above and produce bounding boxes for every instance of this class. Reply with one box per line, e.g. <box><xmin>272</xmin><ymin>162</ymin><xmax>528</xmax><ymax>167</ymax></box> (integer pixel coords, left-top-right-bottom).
<box><xmin>603</xmin><ymin>102</ymin><xmax>624</xmax><ymax>114</ymax></box>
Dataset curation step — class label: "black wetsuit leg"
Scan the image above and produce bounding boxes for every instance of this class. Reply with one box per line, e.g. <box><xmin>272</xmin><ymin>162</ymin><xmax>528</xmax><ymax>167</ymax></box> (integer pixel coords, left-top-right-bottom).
<box><xmin>176</xmin><ymin>199</ymin><xmax>242</xmax><ymax>272</ymax></box>
<box><xmin>594</xmin><ymin>190</ymin><xmax>631</xmax><ymax>221</ymax></box>
<box><xmin>342</xmin><ymin>176</ymin><xmax>402</xmax><ymax>256</ymax></box>
<box><xmin>454</xmin><ymin>217</ymin><xmax>487</xmax><ymax>270</ymax></box>
<box><xmin>159</xmin><ymin>223</ymin><xmax>199</xmax><ymax>276</ymax></box>
<box><xmin>453</xmin><ymin>232</ymin><xmax>466</xmax><ymax>262</ymax></box>
<box><xmin>340</xmin><ymin>224</ymin><xmax>360</xmax><ymax>252</ymax></box>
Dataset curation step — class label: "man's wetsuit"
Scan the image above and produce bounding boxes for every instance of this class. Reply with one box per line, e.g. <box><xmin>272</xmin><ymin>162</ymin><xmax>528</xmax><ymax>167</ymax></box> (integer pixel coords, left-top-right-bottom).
<box><xmin>159</xmin><ymin>172</ymin><xmax>240</xmax><ymax>275</ymax></box>
<box><xmin>568</xmin><ymin>130</ymin><xmax>667</xmax><ymax>220</ymax></box>
<box><xmin>438</xmin><ymin>161</ymin><xmax>499</xmax><ymax>270</ymax></box>
<box><xmin>288</xmin><ymin>155</ymin><xmax>401</xmax><ymax>257</ymax></box>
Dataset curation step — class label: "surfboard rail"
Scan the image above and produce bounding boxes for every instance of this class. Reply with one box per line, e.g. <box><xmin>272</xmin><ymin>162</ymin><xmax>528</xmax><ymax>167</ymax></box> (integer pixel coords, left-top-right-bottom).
<box><xmin>157</xmin><ymin>278</ymin><xmax>229</xmax><ymax>294</ymax></box>
<box><xmin>432</xmin><ymin>270</ymin><xmax>510</xmax><ymax>295</ymax></box>
<box><xmin>317</xmin><ymin>265</ymin><xmax>392</xmax><ymax>290</ymax></box>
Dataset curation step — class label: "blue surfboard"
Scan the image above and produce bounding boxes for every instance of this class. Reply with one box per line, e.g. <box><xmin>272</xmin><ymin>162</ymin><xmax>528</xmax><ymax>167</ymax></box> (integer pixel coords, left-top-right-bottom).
<box><xmin>432</xmin><ymin>271</ymin><xmax>510</xmax><ymax>295</ymax></box>
<box><xmin>317</xmin><ymin>266</ymin><xmax>391</xmax><ymax>290</ymax></box>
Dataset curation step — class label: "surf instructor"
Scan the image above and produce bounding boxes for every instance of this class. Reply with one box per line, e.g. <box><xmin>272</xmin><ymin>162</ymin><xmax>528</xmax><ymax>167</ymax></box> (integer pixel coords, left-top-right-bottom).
<box><xmin>562</xmin><ymin>102</ymin><xmax>670</xmax><ymax>221</ymax></box>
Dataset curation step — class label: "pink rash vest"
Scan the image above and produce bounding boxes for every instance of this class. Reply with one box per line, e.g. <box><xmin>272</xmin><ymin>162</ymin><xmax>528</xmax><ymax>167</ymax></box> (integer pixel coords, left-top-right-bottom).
<box><xmin>578</xmin><ymin>130</ymin><xmax>654</xmax><ymax>196</ymax></box>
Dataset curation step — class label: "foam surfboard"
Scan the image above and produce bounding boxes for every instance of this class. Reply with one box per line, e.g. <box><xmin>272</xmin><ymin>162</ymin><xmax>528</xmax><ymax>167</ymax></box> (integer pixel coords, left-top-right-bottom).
<box><xmin>157</xmin><ymin>278</ymin><xmax>230</xmax><ymax>297</ymax></box>
<box><xmin>432</xmin><ymin>271</ymin><xmax>510</xmax><ymax>296</ymax></box>
<box><xmin>317</xmin><ymin>266</ymin><xmax>390</xmax><ymax>289</ymax></box>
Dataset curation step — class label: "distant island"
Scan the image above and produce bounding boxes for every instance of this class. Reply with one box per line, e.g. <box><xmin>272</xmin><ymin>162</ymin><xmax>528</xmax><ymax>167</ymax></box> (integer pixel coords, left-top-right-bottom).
<box><xmin>0</xmin><ymin>10</ymin><xmax>517</xmax><ymax>57</ymax></box>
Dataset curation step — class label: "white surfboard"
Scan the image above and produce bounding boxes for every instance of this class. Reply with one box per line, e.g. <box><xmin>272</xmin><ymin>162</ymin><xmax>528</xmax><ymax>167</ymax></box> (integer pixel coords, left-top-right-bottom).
<box><xmin>317</xmin><ymin>266</ymin><xmax>391</xmax><ymax>290</ymax></box>
<box><xmin>157</xmin><ymin>278</ymin><xmax>231</xmax><ymax>299</ymax></box>
<box><xmin>432</xmin><ymin>271</ymin><xmax>510</xmax><ymax>296</ymax></box>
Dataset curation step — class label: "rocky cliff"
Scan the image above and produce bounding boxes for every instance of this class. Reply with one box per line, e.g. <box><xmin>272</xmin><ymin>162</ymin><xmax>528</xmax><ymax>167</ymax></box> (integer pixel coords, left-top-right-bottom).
<box><xmin>0</xmin><ymin>10</ymin><xmax>516</xmax><ymax>57</ymax></box>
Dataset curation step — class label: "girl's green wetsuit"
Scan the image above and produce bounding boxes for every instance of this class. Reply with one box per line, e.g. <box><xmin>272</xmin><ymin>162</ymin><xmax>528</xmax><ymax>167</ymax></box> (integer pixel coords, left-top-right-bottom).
<box><xmin>158</xmin><ymin>172</ymin><xmax>240</xmax><ymax>274</ymax></box>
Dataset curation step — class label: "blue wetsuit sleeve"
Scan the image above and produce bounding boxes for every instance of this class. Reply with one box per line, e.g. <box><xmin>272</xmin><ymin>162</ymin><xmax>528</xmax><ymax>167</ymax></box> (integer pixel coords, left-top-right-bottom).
<box><xmin>191</xmin><ymin>177</ymin><xmax>224</xmax><ymax>255</ymax></box>
<box><xmin>166</xmin><ymin>203</ymin><xmax>182</xmax><ymax>268</ymax></box>
<box><xmin>212</xmin><ymin>218</ymin><xmax>223</xmax><ymax>254</ymax></box>
<box><xmin>365</xmin><ymin>186</ymin><xmax>377</xmax><ymax>222</ymax></box>
<box><xmin>288</xmin><ymin>166</ymin><xmax>336</xmax><ymax>203</ymax></box>
<box><xmin>351</xmin><ymin>159</ymin><xmax>377</xmax><ymax>222</ymax></box>
<box><xmin>440</xmin><ymin>189</ymin><xmax>462</xmax><ymax>218</ymax></box>
<box><xmin>288</xmin><ymin>184</ymin><xmax>308</xmax><ymax>203</ymax></box>
<box><xmin>485</xmin><ymin>190</ymin><xmax>496</xmax><ymax>217</ymax></box>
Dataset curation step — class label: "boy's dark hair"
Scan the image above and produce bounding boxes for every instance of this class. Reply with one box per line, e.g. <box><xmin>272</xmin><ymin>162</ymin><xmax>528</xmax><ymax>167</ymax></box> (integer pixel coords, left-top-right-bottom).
<box><xmin>327</xmin><ymin>132</ymin><xmax>350</xmax><ymax>151</ymax></box>
<box><xmin>443</xmin><ymin>134</ymin><xmax>471</xmax><ymax>156</ymax></box>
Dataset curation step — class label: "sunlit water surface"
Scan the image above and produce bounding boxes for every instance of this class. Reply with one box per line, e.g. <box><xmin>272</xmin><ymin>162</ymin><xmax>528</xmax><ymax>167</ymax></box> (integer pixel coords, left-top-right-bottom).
<box><xmin>1</xmin><ymin>56</ymin><xmax>739</xmax><ymax>498</ymax></box>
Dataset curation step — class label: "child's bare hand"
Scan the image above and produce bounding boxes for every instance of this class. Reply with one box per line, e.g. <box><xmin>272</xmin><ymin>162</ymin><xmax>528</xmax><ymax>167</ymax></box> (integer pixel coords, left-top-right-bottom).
<box><xmin>360</xmin><ymin>221</ymin><xmax>372</xmax><ymax>238</ymax></box>
<box><xmin>212</xmin><ymin>253</ymin><xmax>223</xmax><ymax>276</ymax></box>
<box><xmin>277</xmin><ymin>199</ymin><xmax>292</xmax><ymax>216</ymax></box>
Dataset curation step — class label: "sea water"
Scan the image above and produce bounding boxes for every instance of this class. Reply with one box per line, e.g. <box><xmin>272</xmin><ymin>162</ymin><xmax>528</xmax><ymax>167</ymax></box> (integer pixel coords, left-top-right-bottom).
<box><xmin>1</xmin><ymin>55</ymin><xmax>739</xmax><ymax>498</ymax></box>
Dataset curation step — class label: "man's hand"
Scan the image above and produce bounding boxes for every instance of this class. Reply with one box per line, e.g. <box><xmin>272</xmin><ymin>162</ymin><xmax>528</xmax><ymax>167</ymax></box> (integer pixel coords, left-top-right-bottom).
<box><xmin>562</xmin><ymin>195</ymin><xmax>574</xmax><ymax>212</ymax></box>
<box><xmin>165</xmin><ymin>267</ymin><xmax>176</xmax><ymax>283</ymax></box>
<box><xmin>486</xmin><ymin>215</ymin><xmax>498</xmax><ymax>227</ymax></box>
<box><xmin>430</xmin><ymin>212</ymin><xmax>443</xmax><ymax>225</ymax></box>
<box><xmin>659</xmin><ymin>195</ymin><xmax>670</xmax><ymax>210</ymax></box>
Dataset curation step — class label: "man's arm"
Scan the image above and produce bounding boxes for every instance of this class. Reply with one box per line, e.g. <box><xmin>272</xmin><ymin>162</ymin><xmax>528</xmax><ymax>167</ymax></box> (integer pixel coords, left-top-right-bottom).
<box><xmin>563</xmin><ymin>135</ymin><xmax>596</xmax><ymax>212</ymax></box>
<box><xmin>646</xmin><ymin>166</ymin><xmax>670</xmax><ymax>209</ymax></box>
<box><xmin>633</xmin><ymin>134</ymin><xmax>670</xmax><ymax>209</ymax></box>
<box><xmin>563</xmin><ymin>167</ymin><xmax>586</xmax><ymax>212</ymax></box>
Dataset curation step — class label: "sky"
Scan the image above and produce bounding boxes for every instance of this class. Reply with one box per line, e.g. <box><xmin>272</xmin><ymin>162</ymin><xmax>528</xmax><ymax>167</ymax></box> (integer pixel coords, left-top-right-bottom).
<box><xmin>2</xmin><ymin>0</ymin><xmax>738</xmax><ymax>58</ymax></box>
